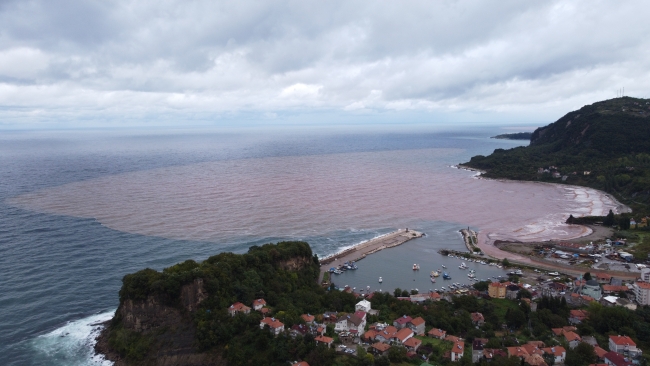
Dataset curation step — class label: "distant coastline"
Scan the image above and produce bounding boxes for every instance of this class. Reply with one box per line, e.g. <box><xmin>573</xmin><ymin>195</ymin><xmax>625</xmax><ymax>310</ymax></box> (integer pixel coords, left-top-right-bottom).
<box><xmin>490</xmin><ymin>132</ymin><xmax>532</xmax><ymax>140</ymax></box>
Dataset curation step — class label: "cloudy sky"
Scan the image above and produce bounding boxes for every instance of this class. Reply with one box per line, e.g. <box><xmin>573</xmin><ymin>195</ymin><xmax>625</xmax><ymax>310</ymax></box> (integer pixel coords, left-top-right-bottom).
<box><xmin>1</xmin><ymin>0</ymin><xmax>649</xmax><ymax>129</ymax></box>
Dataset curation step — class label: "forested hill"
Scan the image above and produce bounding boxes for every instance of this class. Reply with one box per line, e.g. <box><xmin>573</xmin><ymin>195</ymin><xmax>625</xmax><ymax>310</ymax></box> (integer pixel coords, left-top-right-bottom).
<box><xmin>463</xmin><ymin>97</ymin><xmax>650</xmax><ymax>213</ymax></box>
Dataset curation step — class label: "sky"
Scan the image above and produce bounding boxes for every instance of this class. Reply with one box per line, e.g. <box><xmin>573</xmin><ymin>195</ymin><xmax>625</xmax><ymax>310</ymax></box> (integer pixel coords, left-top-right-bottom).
<box><xmin>0</xmin><ymin>0</ymin><xmax>649</xmax><ymax>129</ymax></box>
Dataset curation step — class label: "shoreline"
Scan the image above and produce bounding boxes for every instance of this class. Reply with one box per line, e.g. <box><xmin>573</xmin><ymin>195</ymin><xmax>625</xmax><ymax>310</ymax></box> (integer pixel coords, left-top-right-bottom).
<box><xmin>454</xmin><ymin>165</ymin><xmax>635</xmax><ymax>278</ymax></box>
<box><xmin>319</xmin><ymin>229</ymin><xmax>423</xmax><ymax>281</ymax></box>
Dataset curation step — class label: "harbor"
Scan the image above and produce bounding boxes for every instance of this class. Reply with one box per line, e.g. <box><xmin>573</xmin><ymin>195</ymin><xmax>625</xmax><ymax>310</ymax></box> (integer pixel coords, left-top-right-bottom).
<box><xmin>319</xmin><ymin>228</ymin><xmax>424</xmax><ymax>280</ymax></box>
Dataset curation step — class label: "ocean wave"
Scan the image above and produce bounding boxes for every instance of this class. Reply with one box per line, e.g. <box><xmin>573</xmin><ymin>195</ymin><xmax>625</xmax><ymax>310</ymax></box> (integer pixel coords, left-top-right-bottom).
<box><xmin>30</xmin><ymin>310</ymin><xmax>115</xmax><ymax>366</ymax></box>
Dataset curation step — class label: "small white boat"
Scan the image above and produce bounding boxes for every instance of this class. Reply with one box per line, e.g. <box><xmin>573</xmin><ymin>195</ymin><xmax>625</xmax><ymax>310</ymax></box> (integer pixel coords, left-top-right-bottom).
<box><xmin>441</xmin><ymin>264</ymin><xmax>447</xmax><ymax>268</ymax></box>
<box><xmin>413</xmin><ymin>263</ymin><xmax>420</xmax><ymax>270</ymax></box>
<box><xmin>378</xmin><ymin>277</ymin><xmax>383</xmax><ymax>283</ymax></box>
<box><xmin>431</xmin><ymin>277</ymin><xmax>436</xmax><ymax>283</ymax></box>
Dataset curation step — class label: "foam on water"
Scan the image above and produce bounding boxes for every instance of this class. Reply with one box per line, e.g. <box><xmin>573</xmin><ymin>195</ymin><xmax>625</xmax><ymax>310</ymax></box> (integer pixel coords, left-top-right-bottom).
<box><xmin>30</xmin><ymin>310</ymin><xmax>115</xmax><ymax>366</ymax></box>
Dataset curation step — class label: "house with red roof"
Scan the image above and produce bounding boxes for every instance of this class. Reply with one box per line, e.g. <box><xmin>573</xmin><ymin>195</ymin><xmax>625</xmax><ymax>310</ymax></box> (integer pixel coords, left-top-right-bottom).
<box><xmin>314</xmin><ymin>335</ymin><xmax>334</xmax><ymax>348</ymax></box>
<box><xmin>451</xmin><ymin>341</ymin><xmax>464</xmax><ymax>362</ymax></box>
<box><xmin>507</xmin><ymin>346</ymin><xmax>529</xmax><ymax>359</ymax></box>
<box><xmin>609</xmin><ymin>335</ymin><xmax>642</xmax><ymax>357</ymax></box>
<box><xmin>371</xmin><ymin>342</ymin><xmax>391</xmax><ymax>356</ymax></box>
<box><xmin>290</xmin><ymin>324</ymin><xmax>309</xmax><ymax>337</ymax></box>
<box><xmin>525</xmin><ymin>354</ymin><xmax>548</xmax><ymax>366</ymax></box>
<box><xmin>393</xmin><ymin>328</ymin><xmax>414</xmax><ymax>344</ymax></box>
<box><xmin>375</xmin><ymin>326</ymin><xmax>398</xmax><ymax>343</ymax></box>
<box><xmin>603</xmin><ymin>351</ymin><xmax>632</xmax><ymax>366</ymax></box>
<box><xmin>543</xmin><ymin>346</ymin><xmax>566</xmax><ymax>364</ymax></box>
<box><xmin>408</xmin><ymin>316</ymin><xmax>425</xmax><ymax>335</ymax></box>
<box><xmin>564</xmin><ymin>331</ymin><xmax>582</xmax><ymax>349</ymax></box>
<box><xmin>291</xmin><ymin>362</ymin><xmax>309</xmax><ymax>366</ymax></box>
<box><xmin>594</xmin><ymin>346</ymin><xmax>608</xmax><ymax>359</ymax></box>
<box><xmin>428</xmin><ymin>328</ymin><xmax>446</xmax><ymax>339</ymax></box>
<box><xmin>471</xmin><ymin>312</ymin><xmax>485</xmax><ymax>326</ymax></box>
<box><xmin>569</xmin><ymin>309</ymin><xmax>588</xmax><ymax>324</ymax></box>
<box><xmin>228</xmin><ymin>302</ymin><xmax>251</xmax><ymax>317</ymax></box>
<box><xmin>252</xmin><ymin>298</ymin><xmax>266</xmax><ymax>311</ymax></box>
<box><xmin>393</xmin><ymin>315</ymin><xmax>413</xmax><ymax>329</ymax></box>
<box><xmin>362</xmin><ymin>329</ymin><xmax>378</xmax><ymax>342</ymax></box>
<box><xmin>521</xmin><ymin>343</ymin><xmax>543</xmax><ymax>356</ymax></box>
<box><xmin>403</xmin><ymin>337</ymin><xmax>422</xmax><ymax>352</ymax></box>
<box><xmin>260</xmin><ymin>317</ymin><xmax>285</xmax><ymax>335</ymax></box>
<box><xmin>301</xmin><ymin>313</ymin><xmax>315</xmax><ymax>324</ymax></box>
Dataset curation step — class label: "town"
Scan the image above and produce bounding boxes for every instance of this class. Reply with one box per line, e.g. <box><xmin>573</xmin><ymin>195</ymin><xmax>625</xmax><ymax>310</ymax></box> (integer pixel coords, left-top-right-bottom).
<box><xmin>226</xmin><ymin>265</ymin><xmax>650</xmax><ymax>366</ymax></box>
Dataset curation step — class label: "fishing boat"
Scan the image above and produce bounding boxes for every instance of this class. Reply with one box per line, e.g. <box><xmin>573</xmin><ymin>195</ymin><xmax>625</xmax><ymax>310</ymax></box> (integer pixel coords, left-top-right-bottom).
<box><xmin>378</xmin><ymin>277</ymin><xmax>383</xmax><ymax>283</ymax></box>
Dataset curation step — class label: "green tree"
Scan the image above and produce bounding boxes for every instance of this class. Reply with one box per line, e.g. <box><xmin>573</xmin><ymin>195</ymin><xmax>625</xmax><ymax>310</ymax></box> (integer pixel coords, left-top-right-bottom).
<box><xmin>583</xmin><ymin>272</ymin><xmax>592</xmax><ymax>281</ymax></box>
<box><xmin>565</xmin><ymin>342</ymin><xmax>596</xmax><ymax>366</ymax></box>
<box><xmin>502</xmin><ymin>258</ymin><xmax>510</xmax><ymax>267</ymax></box>
<box><xmin>604</xmin><ymin>210</ymin><xmax>615</xmax><ymax>226</ymax></box>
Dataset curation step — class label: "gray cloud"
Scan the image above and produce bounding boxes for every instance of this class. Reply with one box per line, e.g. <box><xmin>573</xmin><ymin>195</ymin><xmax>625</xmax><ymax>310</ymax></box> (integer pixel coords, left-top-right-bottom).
<box><xmin>0</xmin><ymin>0</ymin><xmax>649</xmax><ymax>127</ymax></box>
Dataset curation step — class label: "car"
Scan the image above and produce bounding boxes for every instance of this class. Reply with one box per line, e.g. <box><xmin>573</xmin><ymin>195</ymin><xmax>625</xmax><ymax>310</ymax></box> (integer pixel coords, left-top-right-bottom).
<box><xmin>548</xmin><ymin>272</ymin><xmax>559</xmax><ymax>276</ymax></box>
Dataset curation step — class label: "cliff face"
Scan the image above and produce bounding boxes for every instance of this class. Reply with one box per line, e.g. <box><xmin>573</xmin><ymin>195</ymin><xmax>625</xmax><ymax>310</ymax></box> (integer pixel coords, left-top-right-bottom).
<box><xmin>96</xmin><ymin>241</ymin><xmax>319</xmax><ymax>365</ymax></box>
<box><xmin>96</xmin><ymin>278</ymin><xmax>223</xmax><ymax>366</ymax></box>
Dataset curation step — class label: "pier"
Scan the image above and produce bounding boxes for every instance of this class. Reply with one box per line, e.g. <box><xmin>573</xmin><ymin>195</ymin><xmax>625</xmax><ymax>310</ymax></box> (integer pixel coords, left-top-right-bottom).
<box><xmin>319</xmin><ymin>229</ymin><xmax>423</xmax><ymax>280</ymax></box>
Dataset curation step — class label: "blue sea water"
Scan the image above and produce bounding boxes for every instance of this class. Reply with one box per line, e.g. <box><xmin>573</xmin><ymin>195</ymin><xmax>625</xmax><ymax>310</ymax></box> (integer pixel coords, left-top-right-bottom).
<box><xmin>0</xmin><ymin>127</ymin><xmax>527</xmax><ymax>365</ymax></box>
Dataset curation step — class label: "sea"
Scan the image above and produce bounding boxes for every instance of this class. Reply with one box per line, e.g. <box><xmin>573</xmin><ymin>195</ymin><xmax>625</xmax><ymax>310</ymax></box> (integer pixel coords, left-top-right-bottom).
<box><xmin>0</xmin><ymin>126</ymin><xmax>620</xmax><ymax>365</ymax></box>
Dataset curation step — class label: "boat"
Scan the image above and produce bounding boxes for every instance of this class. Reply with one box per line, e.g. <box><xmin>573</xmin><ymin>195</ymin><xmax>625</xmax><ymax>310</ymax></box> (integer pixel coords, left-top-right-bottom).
<box><xmin>412</xmin><ymin>263</ymin><xmax>420</xmax><ymax>270</ymax></box>
<box><xmin>378</xmin><ymin>277</ymin><xmax>383</xmax><ymax>283</ymax></box>
<box><xmin>459</xmin><ymin>262</ymin><xmax>467</xmax><ymax>269</ymax></box>
<box><xmin>441</xmin><ymin>264</ymin><xmax>447</xmax><ymax>269</ymax></box>
<box><xmin>441</xmin><ymin>286</ymin><xmax>446</xmax><ymax>291</ymax></box>
<box><xmin>431</xmin><ymin>270</ymin><xmax>439</xmax><ymax>277</ymax></box>
<box><xmin>431</xmin><ymin>277</ymin><xmax>436</xmax><ymax>283</ymax></box>
<box><xmin>468</xmin><ymin>273</ymin><xmax>475</xmax><ymax>278</ymax></box>
<box><xmin>443</xmin><ymin>272</ymin><xmax>451</xmax><ymax>280</ymax></box>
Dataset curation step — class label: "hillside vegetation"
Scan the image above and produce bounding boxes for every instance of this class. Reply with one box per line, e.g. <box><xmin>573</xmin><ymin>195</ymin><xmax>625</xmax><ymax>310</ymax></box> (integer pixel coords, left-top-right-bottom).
<box><xmin>465</xmin><ymin>97</ymin><xmax>650</xmax><ymax>215</ymax></box>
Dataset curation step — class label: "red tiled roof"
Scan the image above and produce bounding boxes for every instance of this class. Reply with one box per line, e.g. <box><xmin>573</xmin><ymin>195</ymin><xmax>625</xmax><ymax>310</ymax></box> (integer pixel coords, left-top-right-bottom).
<box><xmin>636</xmin><ymin>282</ymin><xmax>650</xmax><ymax>289</ymax></box>
<box><xmin>404</xmin><ymin>337</ymin><xmax>422</xmax><ymax>348</ymax></box>
<box><xmin>570</xmin><ymin>310</ymin><xmax>588</xmax><ymax>320</ymax></box>
<box><xmin>260</xmin><ymin>317</ymin><xmax>284</xmax><ymax>329</ymax></box>
<box><xmin>471</xmin><ymin>312</ymin><xmax>484</xmax><ymax>322</ymax></box>
<box><xmin>604</xmin><ymin>351</ymin><xmax>632</xmax><ymax>366</ymax></box>
<box><xmin>292</xmin><ymin>362</ymin><xmax>309</xmax><ymax>366</ymax></box>
<box><xmin>564</xmin><ymin>331</ymin><xmax>581</xmax><ymax>342</ymax></box>
<box><xmin>543</xmin><ymin>346</ymin><xmax>566</xmax><ymax>357</ymax></box>
<box><xmin>314</xmin><ymin>335</ymin><xmax>334</xmax><ymax>344</ymax></box>
<box><xmin>445</xmin><ymin>335</ymin><xmax>461</xmax><ymax>343</ymax></box>
<box><xmin>410</xmin><ymin>316</ymin><xmax>425</xmax><ymax>326</ymax></box>
<box><xmin>522</xmin><ymin>344</ymin><xmax>543</xmax><ymax>356</ymax></box>
<box><xmin>363</xmin><ymin>329</ymin><xmax>378</xmax><ymax>340</ymax></box>
<box><xmin>394</xmin><ymin>328</ymin><xmax>414</xmax><ymax>342</ymax></box>
<box><xmin>594</xmin><ymin>346</ymin><xmax>607</xmax><ymax>358</ymax></box>
<box><xmin>253</xmin><ymin>298</ymin><xmax>266</xmax><ymax>306</ymax></box>
<box><xmin>452</xmin><ymin>341</ymin><xmax>464</xmax><ymax>354</ymax></box>
<box><xmin>301</xmin><ymin>314</ymin><xmax>315</xmax><ymax>322</ymax></box>
<box><xmin>372</xmin><ymin>342</ymin><xmax>391</xmax><ymax>352</ymax></box>
<box><xmin>395</xmin><ymin>315</ymin><xmax>412</xmax><ymax>325</ymax></box>
<box><xmin>609</xmin><ymin>335</ymin><xmax>636</xmax><ymax>346</ymax></box>
<box><xmin>428</xmin><ymin>328</ymin><xmax>446</xmax><ymax>337</ymax></box>
<box><xmin>507</xmin><ymin>346</ymin><xmax>529</xmax><ymax>358</ymax></box>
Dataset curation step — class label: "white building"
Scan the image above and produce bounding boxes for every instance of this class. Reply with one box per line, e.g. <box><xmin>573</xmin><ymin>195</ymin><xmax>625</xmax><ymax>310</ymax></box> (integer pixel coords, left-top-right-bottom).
<box><xmin>356</xmin><ymin>299</ymin><xmax>371</xmax><ymax>313</ymax></box>
<box><xmin>634</xmin><ymin>281</ymin><xmax>650</xmax><ymax>306</ymax></box>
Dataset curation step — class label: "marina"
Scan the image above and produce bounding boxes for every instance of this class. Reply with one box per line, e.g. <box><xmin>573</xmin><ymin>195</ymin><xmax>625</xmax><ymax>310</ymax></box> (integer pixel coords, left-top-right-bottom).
<box><xmin>325</xmin><ymin>226</ymin><xmax>511</xmax><ymax>294</ymax></box>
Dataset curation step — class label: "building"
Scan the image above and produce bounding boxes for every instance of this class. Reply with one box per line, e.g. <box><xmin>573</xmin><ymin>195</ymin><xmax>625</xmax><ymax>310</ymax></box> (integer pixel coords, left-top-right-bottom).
<box><xmin>260</xmin><ymin>317</ymin><xmax>285</xmax><ymax>335</ymax></box>
<box><xmin>542</xmin><ymin>346</ymin><xmax>566</xmax><ymax>364</ymax></box>
<box><xmin>569</xmin><ymin>309</ymin><xmax>588</xmax><ymax>324</ymax></box>
<box><xmin>301</xmin><ymin>313</ymin><xmax>315</xmax><ymax>324</ymax></box>
<box><xmin>603</xmin><ymin>351</ymin><xmax>632</xmax><ymax>366</ymax></box>
<box><xmin>393</xmin><ymin>315</ymin><xmax>413</xmax><ymax>329</ymax></box>
<box><xmin>451</xmin><ymin>342</ymin><xmax>464</xmax><ymax>362</ymax></box>
<box><xmin>404</xmin><ymin>337</ymin><xmax>422</xmax><ymax>352</ymax></box>
<box><xmin>633</xmin><ymin>281</ymin><xmax>650</xmax><ymax>306</ymax></box>
<box><xmin>472</xmin><ymin>339</ymin><xmax>485</xmax><ymax>363</ymax></box>
<box><xmin>314</xmin><ymin>335</ymin><xmax>334</xmax><ymax>348</ymax></box>
<box><xmin>581</xmin><ymin>279</ymin><xmax>603</xmax><ymax>300</ymax></box>
<box><xmin>507</xmin><ymin>346</ymin><xmax>529</xmax><ymax>359</ymax></box>
<box><xmin>356</xmin><ymin>299</ymin><xmax>371</xmax><ymax>313</ymax></box>
<box><xmin>471</xmin><ymin>312</ymin><xmax>485</xmax><ymax>326</ymax></box>
<box><xmin>252</xmin><ymin>298</ymin><xmax>266</xmax><ymax>311</ymax></box>
<box><xmin>609</xmin><ymin>335</ymin><xmax>642</xmax><ymax>358</ymax></box>
<box><xmin>371</xmin><ymin>342</ymin><xmax>391</xmax><ymax>356</ymax></box>
<box><xmin>594</xmin><ymin>273</ymin><xmax>613</xmax><ymax>284</ymax></box>
<box><xmin>408</xmin><ymin>317</ymin><xmax>426</xmax><ymax>335</ymax></box>
<box><xmin>393</xmin><ymin>328</ymin><xmax>414</xmax><ymax>344</ymax></box>
<box><xmin>228</xmin><ymin>302</ymin><xmax>251</xmax><ymax>317</ymax></box>
<box><xmin>428</xmin><ymin>328</ymin><xmax>446</xmax><ymax>339</ymax></box>
<box><xmin>564</xmin><ymin>331</ymin><xmax>582</xmax><ymax>349</ymax></box>
<box><xmin>640</xmin><ymin>268</ymin><xmax>650</xmax><ymax>282</ymax></box>
<box><xmin>488</xmin><ymin>282</ymin><xmax>507</xmax><ymax>299</ymax></box>
<box><xmin>506</xmin><ymin>284</ymin><xmax>520</xmax><ymax>299</ymax></box>
<box><xmin>291</xmin><ymin>362</ymin><xmax>309</xmax><ymax>366</ymax></box>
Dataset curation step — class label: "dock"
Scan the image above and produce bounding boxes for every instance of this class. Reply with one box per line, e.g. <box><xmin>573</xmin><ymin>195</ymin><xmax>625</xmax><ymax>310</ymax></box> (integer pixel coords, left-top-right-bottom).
<box><xmin>319</xmin><ymin>229</ymin><xmax>423</xmax><ymax>279</ymax></box>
